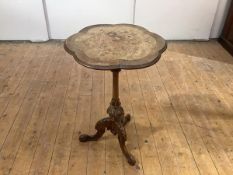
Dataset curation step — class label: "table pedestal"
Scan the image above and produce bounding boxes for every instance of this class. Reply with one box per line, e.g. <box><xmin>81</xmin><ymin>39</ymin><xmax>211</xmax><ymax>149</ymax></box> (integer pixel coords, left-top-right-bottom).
<box><xmin>79</xmin><ymin>69</ymin><xmax>136</xmax><ymax>166</ymax></box>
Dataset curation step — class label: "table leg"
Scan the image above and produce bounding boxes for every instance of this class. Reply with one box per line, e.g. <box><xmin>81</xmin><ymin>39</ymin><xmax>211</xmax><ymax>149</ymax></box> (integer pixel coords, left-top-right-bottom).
<box><xmin>79</xmin><ymin>69</ymin><xmax>136</xmax><ymax>166</ymax></box>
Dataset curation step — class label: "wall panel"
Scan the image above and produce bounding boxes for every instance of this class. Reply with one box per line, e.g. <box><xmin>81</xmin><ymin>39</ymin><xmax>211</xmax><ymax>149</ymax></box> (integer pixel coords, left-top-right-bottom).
<box><xmin>0</xmin><ymin>0</ymin><xmax>48</xmax><ymax>41</ymax></box>
<box><xmin>135</xmin><ymin>0</ymin><xmax>219</xmax><ymax>40</ymax></box>
<box><xmin>45</xmin><ymin>0</ymin><xmax>135</xmax><ymax>39</ymax></box>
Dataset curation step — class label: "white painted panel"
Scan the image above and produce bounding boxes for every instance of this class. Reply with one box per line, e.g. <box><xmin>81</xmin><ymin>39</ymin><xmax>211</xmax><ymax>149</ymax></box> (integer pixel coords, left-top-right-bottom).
<box><xmin>0</xmin><ymin>0</ymin><xmax>48</xmax><ymax>41</ymax></box>
<box><xmin>210</xmin><ymin>0</ymin><xmax>231</xmax><ymax>38</ymax></box>
<box><xmin>135</xmin><ymin>0</ymin><xmax>219</xmax><ymax>40</ymax></box>
<box><xmin>45</xmin><ymin>0</ymin><xmax>135</xmax><ymax>39</ymax></box>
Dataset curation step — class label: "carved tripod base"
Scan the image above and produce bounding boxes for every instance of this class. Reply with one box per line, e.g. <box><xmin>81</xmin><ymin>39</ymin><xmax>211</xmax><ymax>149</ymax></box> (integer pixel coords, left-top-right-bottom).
<box><xmin>79</xmin><ymin>99</ymin><xmax>136</xmax><ymax>166</ymax></box>
<box><xmin>79</xmin><ymin>69</ymin><xmax>136</xmax><ymax>166</ymax></box>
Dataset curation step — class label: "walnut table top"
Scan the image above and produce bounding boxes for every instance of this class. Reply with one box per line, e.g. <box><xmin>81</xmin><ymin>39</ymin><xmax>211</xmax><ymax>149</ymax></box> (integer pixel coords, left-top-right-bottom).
<box><xmin>64</xmin><ymin>24</ymin><xmax>167</xmax><ymax>70</ymax></box>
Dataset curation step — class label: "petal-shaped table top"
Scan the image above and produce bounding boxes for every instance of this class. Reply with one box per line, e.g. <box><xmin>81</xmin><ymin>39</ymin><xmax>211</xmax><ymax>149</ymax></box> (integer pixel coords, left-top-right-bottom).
<box><xmin>65</xmin><ymin>24</ymin><xmax>167</xmax><ymax>70</ymax></box>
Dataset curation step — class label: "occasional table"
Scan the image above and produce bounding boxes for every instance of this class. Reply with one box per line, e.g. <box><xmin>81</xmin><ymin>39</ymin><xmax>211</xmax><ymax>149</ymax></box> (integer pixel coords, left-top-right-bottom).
<box><xmin>64</xmin><ymin>24</ymin><xmax>167</xmax><ymax>165</ymax></box>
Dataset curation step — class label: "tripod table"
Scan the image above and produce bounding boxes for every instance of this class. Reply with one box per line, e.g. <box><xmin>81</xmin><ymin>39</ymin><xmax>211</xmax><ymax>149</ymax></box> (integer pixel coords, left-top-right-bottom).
<box><xmin>64</xmin><ymin>24</ymin><xmax>167</xmax><ymax>165</ymax></box>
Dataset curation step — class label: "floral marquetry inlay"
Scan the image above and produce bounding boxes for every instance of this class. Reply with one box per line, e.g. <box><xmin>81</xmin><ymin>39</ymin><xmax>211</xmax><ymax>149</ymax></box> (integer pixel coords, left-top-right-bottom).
<box><xmin>65</xmin><ymin>24</ymin><xmax>166</xmax><ymax>70</ymax></box>
<box><xmin>73</xmin><ymin>25</ymin><xmax>157</xmax><ymax>61</ymax></box>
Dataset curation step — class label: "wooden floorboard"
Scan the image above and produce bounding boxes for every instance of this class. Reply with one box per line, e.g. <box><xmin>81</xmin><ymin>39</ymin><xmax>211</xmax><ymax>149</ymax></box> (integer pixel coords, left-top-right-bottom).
<box><xmin>0</xmin><ymin>40</ymin><xmax>232</xmax><ymax>175</ymax></box>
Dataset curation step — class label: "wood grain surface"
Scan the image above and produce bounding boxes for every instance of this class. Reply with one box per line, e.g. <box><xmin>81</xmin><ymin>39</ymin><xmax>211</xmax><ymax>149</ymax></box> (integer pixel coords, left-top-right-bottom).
<box><xmin>0</xmin><ymin>40</ymin><xmax>232</xmax><ymax>175</ymax></box>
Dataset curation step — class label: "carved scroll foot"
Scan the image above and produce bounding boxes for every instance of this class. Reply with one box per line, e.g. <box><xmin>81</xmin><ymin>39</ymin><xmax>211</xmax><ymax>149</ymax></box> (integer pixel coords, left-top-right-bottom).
<box><xmin>79</xmin><ymin>117</ymin><xmax>112</xmax><ymax>142</ymax></box>
<box><xmin>116</xmin><ymin>123</ymin><xmax>136</xmax><ymax>166</ymax></box>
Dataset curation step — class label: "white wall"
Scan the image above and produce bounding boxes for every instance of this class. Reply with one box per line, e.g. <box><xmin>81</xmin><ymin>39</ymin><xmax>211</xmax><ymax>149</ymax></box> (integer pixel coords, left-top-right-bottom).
<box><xmin>0</xmin><ymin>0</ymin><xmax>230</xmax><ymax>40</ymax></box>
<box><xmin>45</xmin><ymin>0</ymin><xmax>135</xmax><ymax>39</ymax></box>
<box><xmin>210</xmin><ymin>0</ymin><xmax>231</xmax><ymax>38</ymax></box>
<box><xmin>0</xmin><ymin>0</ymin><xmax>48</xmax><ymax>41</ymax></box>
<box><xmin>135</xmin><ymin>0</ymin><xmax>219</xmax><ymax>40</ymax></box>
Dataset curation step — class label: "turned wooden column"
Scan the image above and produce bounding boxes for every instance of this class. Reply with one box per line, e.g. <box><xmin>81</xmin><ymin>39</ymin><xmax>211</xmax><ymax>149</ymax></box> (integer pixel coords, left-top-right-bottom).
<box><xmin>112</xmin><ymin>69</ymin><xmax>120</xmax><ymax>100</ymax></box>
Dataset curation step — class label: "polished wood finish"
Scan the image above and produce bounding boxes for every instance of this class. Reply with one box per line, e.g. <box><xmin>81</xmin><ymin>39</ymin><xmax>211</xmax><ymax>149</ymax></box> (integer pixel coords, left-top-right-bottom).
<box><xmin>64</xmin><ymin>24</ymin><xmax>167</xmax><ymax>70</ymax></box>
<box><xmin>0</xmin><ymin>41</ymin><xmax>233</xmax><ymax>174</ymax></box>
<box><xmin>65</xmin><ymin>24</ymin><xmax>167</xmax><ymax>166</ymax></box>
<box><xmin>219</xmin><ymin>1</ymin><xmax>233</xmax><ymax>56</ymax></box>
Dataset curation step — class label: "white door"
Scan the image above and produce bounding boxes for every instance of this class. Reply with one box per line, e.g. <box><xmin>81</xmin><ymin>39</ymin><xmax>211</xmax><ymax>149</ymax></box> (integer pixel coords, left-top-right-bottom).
<box><xmin>45</xmin><ymin>0</ymin><xmax>135</xmax><ymax>39</ymax></box>
<box><xmin>0</xmin><ymin>0</ymin><xmax>49</xmax><ymax>41</ymax></box>
<box><xmin>135</xmin><ymin>0</ymin><xmax>219</xmax><ymax>40</ymax></box>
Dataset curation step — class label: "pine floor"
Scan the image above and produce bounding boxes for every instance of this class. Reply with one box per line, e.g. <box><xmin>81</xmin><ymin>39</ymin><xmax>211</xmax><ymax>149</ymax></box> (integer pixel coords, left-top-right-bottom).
<box><xmin>0</xmin><ymin>40</ymin><xmax>233</xmax><ymax>175</ymax></box>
